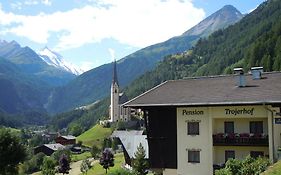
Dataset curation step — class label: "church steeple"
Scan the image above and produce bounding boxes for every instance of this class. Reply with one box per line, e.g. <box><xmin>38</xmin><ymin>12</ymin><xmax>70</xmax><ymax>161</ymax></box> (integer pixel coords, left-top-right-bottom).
<box><xmin>110</xmin><ymin>60</ymin><xmax>119</xmax><ymax>122</ymax></box>
<box><xmin>112</xmin><ymin>60</ymin><xmax>119</xmax><ymax>86</ymax></box>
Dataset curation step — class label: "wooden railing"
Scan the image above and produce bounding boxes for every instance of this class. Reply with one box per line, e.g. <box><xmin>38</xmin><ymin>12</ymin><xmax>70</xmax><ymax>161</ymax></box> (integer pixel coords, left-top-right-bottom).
<box><xmin>213</xmin><ymin>133</ymin><xmax>268</xmax><ymax>146</ymax></box>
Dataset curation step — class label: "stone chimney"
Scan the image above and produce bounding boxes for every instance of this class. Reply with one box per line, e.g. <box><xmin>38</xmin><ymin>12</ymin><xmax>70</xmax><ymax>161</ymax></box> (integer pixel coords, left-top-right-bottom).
<box><xmin>251</xmin><ymin>67</ymin><xmax>263</xmax><ymax>80</ymax></box>
<box><xmin>234</xmin><ymin>68</ymin><xmax>246</xmax><ymax>87</ymax></box>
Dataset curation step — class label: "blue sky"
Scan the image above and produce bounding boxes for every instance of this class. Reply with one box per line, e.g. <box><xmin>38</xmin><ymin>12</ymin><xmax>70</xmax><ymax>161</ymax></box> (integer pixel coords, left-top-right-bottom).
<box><xmin>0</xmin><ymin>0</ymin><xmax>265</xmax><ymax>71</ymax></box>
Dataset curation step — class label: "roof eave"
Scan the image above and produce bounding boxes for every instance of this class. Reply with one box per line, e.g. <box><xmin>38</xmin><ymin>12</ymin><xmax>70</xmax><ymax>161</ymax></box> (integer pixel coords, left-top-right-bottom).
<box><xmin>125</xmin><ymin>101</ymin><xmax>281</xmax><ymax>108</ymax></box>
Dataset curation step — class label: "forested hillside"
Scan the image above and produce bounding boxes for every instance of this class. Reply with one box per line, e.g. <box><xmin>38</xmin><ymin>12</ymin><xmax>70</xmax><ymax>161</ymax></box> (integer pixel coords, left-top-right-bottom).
<box><xmin>125</xmin><ymin>0</ymin><xmax>281</xmax><ymax>99</ymax></box>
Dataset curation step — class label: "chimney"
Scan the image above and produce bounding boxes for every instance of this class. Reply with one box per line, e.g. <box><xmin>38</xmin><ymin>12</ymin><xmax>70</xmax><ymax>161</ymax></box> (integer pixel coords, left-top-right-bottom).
<box><xmin>251</xmin><ymin>67</ymin><xmax>263</xmax><ymax>80</ymax></box>
<box><xmin>234</xmin><ymin>68</ymin><xmax>246</xmax><ymax>87</ymax></box>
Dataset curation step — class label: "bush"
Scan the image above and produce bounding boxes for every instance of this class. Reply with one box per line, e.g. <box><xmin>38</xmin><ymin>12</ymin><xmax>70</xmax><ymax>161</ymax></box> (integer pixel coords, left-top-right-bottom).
<box><xmin>215</xmin><ymin>168</ymin><xmax>232</xmax><ymax>175</ymax></box>
<box><xmin>215</xmin><ymin>155</ymin><xmax>270</xmax><ymax>175</ymax></box>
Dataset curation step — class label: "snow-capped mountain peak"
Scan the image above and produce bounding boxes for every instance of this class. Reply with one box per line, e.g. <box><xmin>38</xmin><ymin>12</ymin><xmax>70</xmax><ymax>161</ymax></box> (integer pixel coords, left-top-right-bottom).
<box><xmin>38</xmin><ymin>47</ymin><xmax>84</xmax><ymax>75</ymax></box>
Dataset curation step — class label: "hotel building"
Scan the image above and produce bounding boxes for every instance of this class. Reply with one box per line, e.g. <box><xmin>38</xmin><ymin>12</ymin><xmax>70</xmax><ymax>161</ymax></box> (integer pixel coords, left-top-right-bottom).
<box><xmin>124</xmin><ymin>69</ymin><xmax>281</xmax><ymax>175</ymax></box>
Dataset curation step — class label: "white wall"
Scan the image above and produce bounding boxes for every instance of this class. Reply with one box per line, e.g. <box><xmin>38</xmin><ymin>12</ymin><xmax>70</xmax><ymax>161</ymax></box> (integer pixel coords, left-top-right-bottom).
<box><xmin>177</xmin><ymin>107</ymin><xmax>213</xmax><ymax>175</ymax></box>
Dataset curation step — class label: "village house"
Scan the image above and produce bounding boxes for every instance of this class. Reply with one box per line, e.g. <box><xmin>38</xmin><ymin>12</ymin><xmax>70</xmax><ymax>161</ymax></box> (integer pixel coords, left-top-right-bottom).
<box><xmin>34</xmin><ymin>143</ymin><xmax>65</xmax><ymax>156</ymax></box>
<box><xmin>124</xmin><ymin>68</ymin><xmax>281</xmax><ymax>175</ymax></box>
<box><xmin>55</xmin><ymin>135</ymin><xmax>76</xmax><ymax>145</ymax></box>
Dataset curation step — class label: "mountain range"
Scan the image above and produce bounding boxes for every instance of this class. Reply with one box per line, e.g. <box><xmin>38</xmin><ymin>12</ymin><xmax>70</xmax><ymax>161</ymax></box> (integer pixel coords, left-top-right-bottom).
<box><xmin>38</xmin><ymin>47</ymin><xmax>84</xmax><ymax>75</ymax></box>
<box><xmin>45</xmin><ymin>5</ymin><xmax>243</xmax><ymax>114</ymax></box>
<box><xmin>0</xmin><ymin>4</ymin><xmax>244</xmax><ymax>126</ymax></box>
<box><xmin>0</xmin><ymin>40</ymin><xmax>78</xmax><ymax>116</ymax></box>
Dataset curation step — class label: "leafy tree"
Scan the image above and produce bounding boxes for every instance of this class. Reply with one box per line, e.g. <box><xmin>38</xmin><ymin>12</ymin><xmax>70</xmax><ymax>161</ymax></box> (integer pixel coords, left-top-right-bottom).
<box><xmin>58</xmin><ymin>154</ymin><xmax>70</xmax><ymax>174</ymax></box>
<box><xmin>22</xmin><ymin>152</ymin><xmax>46</xmax><ymax>174</ymax></box>
<box><xmin>116</xmin><ymin>121</ymin><xmax>126</xmax><ymax>130</ymax></box>
<box><xmin>0</xmin><ymin>127</ymin><xmax>27</xmax><ymax>175</ymax></box>
<box><xmin>99</xmin><ymin>148</ymin><xmax>114</xmax><ymax>174</ymax></box>
<box><xmin>41</xmin><ymin>157</ymin><xmax>56</xmax><ymax>175</ymax></box>
<box><xmin>51</xmin><ymin>149</ymin><xmax>71</xmax><ymax>165</ymax></box>
<box><xmin>103</xmin><ymin>138</ymin><xmax>112</xmax><ymax>149</ymax></box>
<box><xmin>68</xmin><ymin>122</ymin><xmax>84</xmax><ymax>136</ymax></box>
<box><xmin>132</xmin><ymin>143</ymin><xmax>149</xmax><ymax>175</ymax></box>
<box><xmin>80</xmin><ymin>159</ymin><xmax>92</xmax><ymax>175</ymax></box>
<box><xmin>91</xmin><ymin>145</ymin><xmax>100</xmax><ymax>159</ymax></box>
<box><xmin>112</xmin><ymin>137</ymin><xmax>119</xmax><ymax>151</ymax></box>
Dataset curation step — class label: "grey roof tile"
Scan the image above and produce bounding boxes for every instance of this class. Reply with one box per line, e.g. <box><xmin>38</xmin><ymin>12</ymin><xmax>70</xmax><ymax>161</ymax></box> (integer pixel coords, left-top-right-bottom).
<box><xmin>124</xmin><ymin>72</ymin><xmax>281</xmax><ymax>107</ymax></box>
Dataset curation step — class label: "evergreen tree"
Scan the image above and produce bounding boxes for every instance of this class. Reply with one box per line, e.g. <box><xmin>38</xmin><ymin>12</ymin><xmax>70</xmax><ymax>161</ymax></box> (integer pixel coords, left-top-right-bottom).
<box><xmin>91</xmin><ymin>145</ymin><xmax>100</xmax><ymax>159</ymax></box>
<box><xmin>132</xmin><ymin>143</ymin><xmax>149</xmax><ymax>175</ymax></box>
<box><xmin>0</xmin><ymin>127</ymin><xmax>27</xmax><ymax>175</ymax></box>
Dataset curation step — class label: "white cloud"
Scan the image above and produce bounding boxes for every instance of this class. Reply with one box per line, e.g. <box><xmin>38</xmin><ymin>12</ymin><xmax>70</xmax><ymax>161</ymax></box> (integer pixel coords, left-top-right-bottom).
<box><xmin>24</xmin><ymin>0</ymin><xmax>39</xmax><ymax>5</ymax></box>
<box><xmin>11</xmin><ymin>2</ymin><xmax>23</xmax><ymax>10</ymax></box>
<box><xmin>79</xmin><ymin>61</ymin><xmax>96</xmax><ymax>71</ymax></box>
<box><xmin>0</xmin><ymin>0</ymin><xmax>205</xmax><ymax>50</ymax></box>
<box><xmin>42</xmin><ymin>0</ymin><xmax>52</xmax><ymax>6</ymax></box>
<box><xmin>108</xmin><ymin>48</ymin><xmax>115</xmax><ymax>61</ymax></box>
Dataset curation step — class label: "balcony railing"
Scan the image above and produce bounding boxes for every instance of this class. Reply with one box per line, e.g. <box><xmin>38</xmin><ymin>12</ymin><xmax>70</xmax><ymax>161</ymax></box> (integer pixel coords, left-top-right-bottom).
<box><xmin>213</xmin><ymin>133</ymin><xmax>268</xmax><ymax>146</ymax></box>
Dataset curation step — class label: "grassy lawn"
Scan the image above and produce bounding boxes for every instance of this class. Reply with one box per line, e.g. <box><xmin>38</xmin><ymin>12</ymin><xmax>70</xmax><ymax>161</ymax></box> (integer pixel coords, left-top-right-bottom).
<box><xmin>261</xmin><ymin>161</ymin><xmax>281</xmax><ymax>175</ymax></box>
<box><xmin>87</xmin><ymin>153</ymin><xmax>125</xmax><ymax>175</ymax></box>
<box><xmin>77</xmin><ymin>124</ymin><xmax>113</xmax><ymax>148</ymax></box>
<box><xmin>71</xmin><ymin>151</ymin><xmax>92</xmax><ymax>162</ymax></box>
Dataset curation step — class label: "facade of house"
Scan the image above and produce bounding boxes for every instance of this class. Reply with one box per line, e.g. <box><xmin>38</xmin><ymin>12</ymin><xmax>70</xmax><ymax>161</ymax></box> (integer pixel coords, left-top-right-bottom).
<box><xmin>55</xmin><ymin>135</ymin><xmax>76</xmax><ymax>145</ymax></box>
<box><xmin>124</xmin><ymin>69</ymin><xmax>281</xmax><ymax>175</ymax></box>
<box><xmin>109</xmin><ymin>60</ymin><xmax>131</xmax><ymax>122</ymax></box>
<box><xmin>34</xmin><ymin>143</ymin><xmax>65</xmax><ymax>156</ymax></box>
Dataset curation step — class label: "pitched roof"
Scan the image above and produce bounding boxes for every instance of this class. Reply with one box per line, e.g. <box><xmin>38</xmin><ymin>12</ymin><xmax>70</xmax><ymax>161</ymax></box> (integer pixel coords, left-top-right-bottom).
<box><xmin>60</xmin><ymin>135</ymin><xmax>76</xmax><ymax>140</ymax></box>
<box><xmin>111</xmin><ymin>130</ymin><xmax>144</xmax><ymax>138</ymax></box>
<box><xmin>124</xmin><ymin>72</ymin><xmax>281</xmax><ymax>107</ymax></box>
<box><xmin>44</xmin><ymin>143</ymin><xmax>65</xmax><ymax>151</ymax></box>
<box><xmin>119</xmin><ymin>93</ymin><xmax>129</xmax><ymax>104</ymax></box>
<box><xmin>118</xmin><ymin>135</ymin><xmax>149</xmax><ymax>159</ymax></box>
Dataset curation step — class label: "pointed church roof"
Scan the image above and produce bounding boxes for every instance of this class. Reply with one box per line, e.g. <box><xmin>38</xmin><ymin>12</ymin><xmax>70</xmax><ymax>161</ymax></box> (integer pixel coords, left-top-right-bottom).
<box><xmin>112</xmin><ymin>60</ymin><xmax>119</xmax><ymax>85</ymax></box>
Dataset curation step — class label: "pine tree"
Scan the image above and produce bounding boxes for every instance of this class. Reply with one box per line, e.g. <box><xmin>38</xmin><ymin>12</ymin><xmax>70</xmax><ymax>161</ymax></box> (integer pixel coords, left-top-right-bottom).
<box><xmin>132</xmin><ymin>143</ymin><xmax>149</xmax><ymax>175</ymax></box>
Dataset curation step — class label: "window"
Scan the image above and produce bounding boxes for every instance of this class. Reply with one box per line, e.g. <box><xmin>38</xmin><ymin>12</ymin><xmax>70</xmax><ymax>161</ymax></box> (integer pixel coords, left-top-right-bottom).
<box><xmin>187</xmin><ymin>122</ymin><xmax>199</xmax><ymax>135</ymax></box>
<box><xmin>224</xmin><ymin>121</ymin><xmax>234</xmax><ymax>134</ymax></box>
<box><xmin>188</xmin><ymin>150</ymin><xmax>200</xmax><ymax>163</ymax></box>
<box><xmin>250</xmin><ymin>151</ymin><xmax>264</xmax><ymax>158</ymax></box>
<box><xmin>225</xmin><ymin>150</ymin><xmax>235</xmax><ymax>162</ymax></box>
<box><xmin>250</xmin><ymin>121</ymin><xmax>263</xmax><ymax>133</ymax></box>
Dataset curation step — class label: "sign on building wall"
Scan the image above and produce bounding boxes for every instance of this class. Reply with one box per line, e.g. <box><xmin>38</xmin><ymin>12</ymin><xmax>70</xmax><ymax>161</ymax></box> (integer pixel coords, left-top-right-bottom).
<box><xmin>275</xmin><ymin>118</ymin><xmax>281</xmax><ymax>124</ymax></box>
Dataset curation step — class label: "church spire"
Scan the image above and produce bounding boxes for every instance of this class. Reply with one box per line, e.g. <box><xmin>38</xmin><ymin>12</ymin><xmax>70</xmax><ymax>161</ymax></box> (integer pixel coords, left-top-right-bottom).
<box><xmin>112</xmin><ymin>60</ymin><xmax>119</xmax><ymax>85</ymax></box>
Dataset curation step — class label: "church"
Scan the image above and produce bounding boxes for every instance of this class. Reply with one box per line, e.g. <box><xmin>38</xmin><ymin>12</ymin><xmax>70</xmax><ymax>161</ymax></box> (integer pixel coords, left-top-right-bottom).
<box><xmin>109</xmin><ymin>60</ymin><xmax>131</xmax><ymax>122</ymax></box>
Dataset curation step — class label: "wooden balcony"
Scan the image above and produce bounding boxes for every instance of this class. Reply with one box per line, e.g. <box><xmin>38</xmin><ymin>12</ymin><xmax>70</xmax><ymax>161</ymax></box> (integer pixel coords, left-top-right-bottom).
<box><xmin>213</xmin><ymin>133</ymin><xmax>269</xmax><ymax>146</ymax></box>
